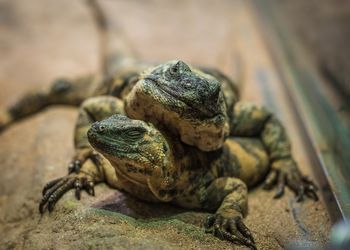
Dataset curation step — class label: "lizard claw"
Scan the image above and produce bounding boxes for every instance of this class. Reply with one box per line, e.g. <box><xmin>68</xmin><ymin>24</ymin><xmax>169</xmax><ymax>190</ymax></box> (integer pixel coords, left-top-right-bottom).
<box><xmin>263</xmin><ymin>158</ymin><xmax>318</xmax><ymax>202</ymax></box>
<box><xmin>39</xmin><ymin>174</ymin><xmax>96</xmax><ymax>214</ymax></box>
<box><xmin>40</xmin><ymin>149</ymin><xmax>103</xmax><ymax>214</ymax></box>
<box><xmin>204</xmin><ymin>214</ymin><xmax>256</xmax><ymax>250</ymax></box>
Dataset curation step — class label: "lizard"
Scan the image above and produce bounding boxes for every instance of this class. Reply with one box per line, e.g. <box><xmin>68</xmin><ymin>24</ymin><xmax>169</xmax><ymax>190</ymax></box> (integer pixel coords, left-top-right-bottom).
<box><xmin>0</xmin><ymin>0</ymin><xmax>318</xmax><ymax>247</ymax></box>
<box><xmin>0</xmin><ymin>59</ymin><xmax>317</xmax><ymax>201</ymax></box>
<box><xmin>40</xmin><ymin>114</ymin><xmax>269</xmax><ymax>249</ymax></box>
<box><xmin>0</xmin><ymin>0</ymin><xmax>316</xmax><ymax>201</ymax></box>
<box><xmin>39</xmin><ymin>114</ymin><xmax>317</xmax><ymax>249</ymax></box>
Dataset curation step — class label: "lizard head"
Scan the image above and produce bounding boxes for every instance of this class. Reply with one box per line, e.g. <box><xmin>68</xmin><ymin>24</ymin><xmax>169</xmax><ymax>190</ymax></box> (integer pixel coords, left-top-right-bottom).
<box><xmin>125</xmin><ymin>60</ymin><xmax>229</xmax><ymax>151</ymax></box>
<box><xmin>87</xmin><ymin>114</ymin><xmax>177</xmax><ymax>201</ymax></box>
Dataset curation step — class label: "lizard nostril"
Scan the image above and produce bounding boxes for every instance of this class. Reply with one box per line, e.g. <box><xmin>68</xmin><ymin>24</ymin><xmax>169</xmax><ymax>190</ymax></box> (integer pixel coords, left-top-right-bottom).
<box><xmin>91</xmin><ymin>122</ymin><xmax>105</xmax><ymax>133</ymax></box>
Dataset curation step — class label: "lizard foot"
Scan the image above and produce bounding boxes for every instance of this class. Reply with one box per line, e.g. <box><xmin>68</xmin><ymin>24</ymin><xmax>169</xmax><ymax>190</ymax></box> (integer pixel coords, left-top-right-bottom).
<box><xmin>39</xmin><ymin>151</ymin><xmax>104</xmax><ymax>214</ymax></box>
<box><xmin>263</xmin><ymin>158</ymin><xmax>318</xmax><ymax>202</ymax></box>
<box><xmin>39</xmin><ymin>173</ymin><xmax>95</xmax><ymax>214</ymax></box>
<box><xmin>204</xmin><ymin>214</ymin><xmax>256</xmax><ymax>250</ymax></box>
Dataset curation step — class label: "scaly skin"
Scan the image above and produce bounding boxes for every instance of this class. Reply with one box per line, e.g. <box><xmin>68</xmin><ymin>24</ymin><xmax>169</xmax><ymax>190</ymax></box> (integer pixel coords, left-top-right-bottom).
<box><xmin>86</xmin><ymin>115</ymin><xmax>315</xmax><ymax>249</ymax></box>
<box><xmin>1</xmin><ymin>0</ymin><xmax>318</xmax><ymax>246</ymax></box>
<box><xmin>39</xmin><ymin>114</ymin><xmax>317</xmax><ymax>249</ymax></box>
<box><xmin>1</xmin><ymin>60</ymin><xmax>318</xmax><ymax>248</ymax></box>
<box><xmin>1</xmin><ymin>60</ymin><xmax>318</xmax><ymax>201</ymax></box>
<box><xmin>0</xmin><ymin>61</ymin><xmax>234</xmax><ymax>151</ymax></box>
<box><xmin>89</xmin><ymin>115</ymin><xmax>267</xmax><ymax>249</ymax></box>
<box><xmin>124</xmin><ymin>60</ymin><xmax>232</xmax><ymax>152</ymax></box>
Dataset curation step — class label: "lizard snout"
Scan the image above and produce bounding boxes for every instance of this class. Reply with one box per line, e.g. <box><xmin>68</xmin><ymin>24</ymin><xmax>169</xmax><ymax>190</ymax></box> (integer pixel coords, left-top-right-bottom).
<box><xmin>87</xmin><ymin>122</ymin><xmax>104</xmax><ymax>141</ymax></box>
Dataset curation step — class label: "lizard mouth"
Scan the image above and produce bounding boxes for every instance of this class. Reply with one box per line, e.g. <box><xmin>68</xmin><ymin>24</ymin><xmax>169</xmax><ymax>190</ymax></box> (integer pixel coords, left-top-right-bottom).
<box><xmin>143</xmin><ymin>77</ymin><xmax>225</xmax><ymax>121</ymax></box>
<box><xmin>88</xmin><ymin>129</ymin><xmax>152</xmax><ymax>186</ymax></box>
<box><xmin>87</xmin><ymin>130</ymin><xmax>135</xmax><ymax>155</ymax></box>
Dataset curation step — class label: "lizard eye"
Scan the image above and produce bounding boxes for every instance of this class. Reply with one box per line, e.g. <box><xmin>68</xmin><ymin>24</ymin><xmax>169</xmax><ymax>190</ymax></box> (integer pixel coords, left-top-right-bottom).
<box><xmin>124</xmin><ymin>128</ymin><xmax>146</xmax><ymax>140</ymax></box>
<box><xmin>126</xmin><ymin>130</ymin><xmax>141</xmax><ymax>137</ymax></box>
<box><xmin>98</xmin><ymin>125</ymin><xmax>106</xmax><ymax>133</ymax></box>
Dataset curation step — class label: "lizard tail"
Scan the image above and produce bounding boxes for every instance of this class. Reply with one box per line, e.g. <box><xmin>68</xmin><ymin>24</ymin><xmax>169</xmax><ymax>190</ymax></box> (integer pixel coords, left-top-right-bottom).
<box><xmin>86</xmin><ymin>0</ymin><xmax>137</xmax><ymax>76</ymax></box>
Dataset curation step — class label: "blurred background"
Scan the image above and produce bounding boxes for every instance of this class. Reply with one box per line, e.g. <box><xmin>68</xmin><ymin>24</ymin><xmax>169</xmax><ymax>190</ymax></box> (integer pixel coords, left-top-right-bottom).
<box><xmin>0</xmin><ymin>0</ymin><xmax>349</xmax><ymax>249</ymax></box>
<box><xmin>268</xmin><ymin>0</ymin><xmax>350</xmax><ymax>100</ymax></box>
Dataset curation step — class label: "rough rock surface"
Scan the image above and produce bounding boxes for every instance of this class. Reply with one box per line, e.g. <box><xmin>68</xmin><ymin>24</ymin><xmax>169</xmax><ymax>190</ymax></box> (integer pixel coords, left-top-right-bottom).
<box><xmin>0</xmin><ymin>0</ymin><xmax>331</xmax><ymax>249</ymax></box>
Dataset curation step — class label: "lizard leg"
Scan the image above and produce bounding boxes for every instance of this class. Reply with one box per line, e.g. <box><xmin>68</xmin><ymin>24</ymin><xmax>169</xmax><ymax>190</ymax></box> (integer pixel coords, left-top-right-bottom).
<box><xmin>210</xmin><ymin>137</ymin><xmax>269</xmax><ymax>187</ymax></box>
<box><xmin>0</xmin><ymin>75</ymin><xmax>101</xmax><ymax>132</ymax></box>
<box><xmin>39</xmin><ymin>96</ymin><xmax>125</xmax><ymax>214</ymax></box>
<box><xmin>201</xmin><ymin>177</ymin><xmax>256</xmax><ymax>250</ymax></box>
<box><xmin>40</xmin><ymin>151</ymin><xmax>123</xmax><ymax>214</ymax></box>
<box><xmin>230</xmin><ymin>102</ymin><xmax>318</xmax><ymax>201</ymax></box>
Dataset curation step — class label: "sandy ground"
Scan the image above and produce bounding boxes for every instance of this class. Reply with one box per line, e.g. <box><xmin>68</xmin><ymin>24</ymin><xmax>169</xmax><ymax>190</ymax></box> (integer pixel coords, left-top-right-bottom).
<box><xmin>0</xmin><ymin>0</ymin><xmax>331</xmax><ymax>249</ymax></box>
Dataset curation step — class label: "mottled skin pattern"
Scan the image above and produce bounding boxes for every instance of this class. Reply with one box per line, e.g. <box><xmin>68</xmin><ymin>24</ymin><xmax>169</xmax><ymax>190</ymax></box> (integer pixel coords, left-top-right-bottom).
<box><xmin>88</xmin><ymin>114</ymin><xmax>270</xmax><ymax>249</ymax></box>
<box><xmin>125</xmin><ymin>61</ymin><xmax>232</xmax><ymax>152</ymax></box>
<box><xmin>0</xmin><ymin>60</ymin><xmax>318</xmax><ymax>249</ymax></box>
